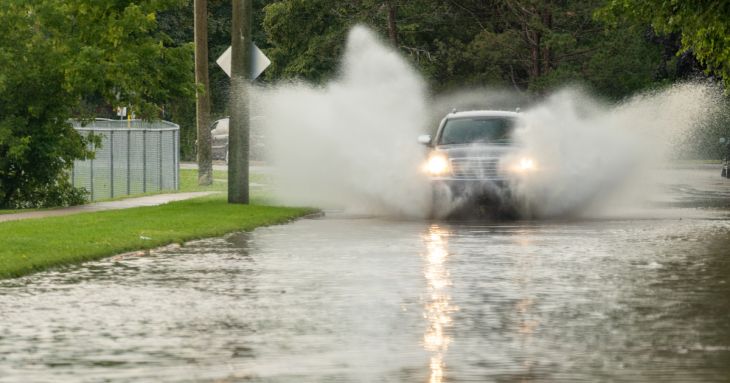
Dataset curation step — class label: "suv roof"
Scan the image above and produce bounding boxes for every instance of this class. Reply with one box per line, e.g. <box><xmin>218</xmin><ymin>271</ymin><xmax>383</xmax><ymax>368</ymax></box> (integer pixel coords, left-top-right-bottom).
<box><xmin>446</xmin><ymin>110</ymin><xmax>520</xmax><ymax>119</ymax></box>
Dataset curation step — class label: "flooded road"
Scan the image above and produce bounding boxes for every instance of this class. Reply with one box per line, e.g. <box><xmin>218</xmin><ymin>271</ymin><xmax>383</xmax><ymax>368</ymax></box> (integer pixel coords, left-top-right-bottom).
<box><xmin>1</xmin><ymin>167</ymin><xmax>730</xmax><ymax>382</ymax></box>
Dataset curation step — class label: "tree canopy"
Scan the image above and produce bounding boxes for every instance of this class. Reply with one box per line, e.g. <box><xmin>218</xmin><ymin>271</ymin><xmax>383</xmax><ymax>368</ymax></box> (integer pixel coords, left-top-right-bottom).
<box><xmin>0</xmin><ymin>0</ymin><xmax>193</xmax><ymax>208</ymax></box>
<box><xmin>599</xmin><ymin>0</ymin><xmax>730</xmax><ymax>89</ymax></box>
<box><xmin>159</xmin><ymin>0</ymin><xmax>725</xmax><ymax>163</ymax></box>
<box><xmin>259</xmin><ymin>0</ymin><xmax>687</xmax><ymax>98</ymax></box>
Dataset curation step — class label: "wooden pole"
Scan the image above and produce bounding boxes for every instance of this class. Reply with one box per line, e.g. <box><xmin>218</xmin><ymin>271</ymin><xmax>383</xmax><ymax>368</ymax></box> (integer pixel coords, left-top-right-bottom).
<box><xmin>386</xmin><ymin>0</ymin><xmax>399</xmax><ymax>47</ymax></box>
<box><xmin>228</xmin><ymin>0</ymin><xmax>251</xmax><ymax>203</ymax></box>
<box><xmin>195</xmin><ymin>0</ymin><xmax>213</xmax><ymax>185</ymax></box>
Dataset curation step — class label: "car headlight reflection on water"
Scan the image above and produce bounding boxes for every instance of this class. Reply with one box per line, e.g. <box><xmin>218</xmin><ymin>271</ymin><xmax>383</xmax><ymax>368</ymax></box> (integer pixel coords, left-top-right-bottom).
<box><xmin>424</xmin><ymin>153</ymin><xmax>451</xmax><ymax>176</ymax></box>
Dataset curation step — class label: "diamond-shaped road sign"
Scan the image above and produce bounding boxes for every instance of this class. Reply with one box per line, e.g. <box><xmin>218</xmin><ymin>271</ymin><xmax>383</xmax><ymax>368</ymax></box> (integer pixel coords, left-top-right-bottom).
<box><xmin>216</xmin><ymin>44</ymin><xmax>271</xmax><ymax>80</ymax></box>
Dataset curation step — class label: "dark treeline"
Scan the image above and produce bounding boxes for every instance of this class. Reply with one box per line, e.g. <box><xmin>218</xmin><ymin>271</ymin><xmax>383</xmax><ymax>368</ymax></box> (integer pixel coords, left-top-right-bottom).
<box><xmin>161</xmin><ymin>0</ymin><xmax>725</xmax><ymax>160</ymax></box>
<box><xmin>261</xmin><ymin>0</ymin><xmax>702</xmax><ymax>98</ymax></box>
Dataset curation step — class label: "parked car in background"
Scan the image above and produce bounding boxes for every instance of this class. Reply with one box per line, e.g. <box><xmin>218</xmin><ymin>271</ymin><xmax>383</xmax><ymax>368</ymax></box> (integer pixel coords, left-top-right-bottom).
<box><xmin>209</xmin><ymin>117</ymin><xmax>267</xmax><ymax>163</ymax></box>
<box><xmin>210</xmin><ymin>117</ymin><xmax>229</xmax><ymax>162</ymax></box>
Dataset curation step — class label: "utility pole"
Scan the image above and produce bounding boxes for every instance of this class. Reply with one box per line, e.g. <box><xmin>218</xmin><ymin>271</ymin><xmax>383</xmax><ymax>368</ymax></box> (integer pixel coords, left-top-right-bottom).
<box><xmin>228</xmin><ymin>0</ymin><xmax>251</xmax><ymax>203</ymax></box>
<box><xmin>386</xmin><ymin>0</ymin><xmax>399</xmax><ymax>47</ymax></box>
<box><xmin>195</xmin><ymin>0</ymin><xmax>212</xmax><ymax>185</ymax></box>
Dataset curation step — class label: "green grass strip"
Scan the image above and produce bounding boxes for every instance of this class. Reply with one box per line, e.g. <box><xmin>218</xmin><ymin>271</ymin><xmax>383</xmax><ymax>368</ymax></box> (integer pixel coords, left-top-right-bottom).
<box><xmin>0</xmin><ymin>195</ymin><xmax>315</xmax><ymax>279</ymax></box>
<box><xmin>1</xmin><ymin>169</ymin><xmax>263</xmax><ymax>214</ymax></box>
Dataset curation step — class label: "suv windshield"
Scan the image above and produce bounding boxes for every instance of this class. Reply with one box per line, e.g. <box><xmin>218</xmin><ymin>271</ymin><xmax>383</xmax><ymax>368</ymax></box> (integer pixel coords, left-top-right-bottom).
<box><xmin>439</xmin><ymin>117</ymin><xmax>516</xmax><ymax>145</ymax></box>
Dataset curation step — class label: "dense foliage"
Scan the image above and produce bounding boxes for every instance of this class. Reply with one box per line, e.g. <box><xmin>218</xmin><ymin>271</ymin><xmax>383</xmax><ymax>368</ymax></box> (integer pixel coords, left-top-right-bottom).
<box><xmin>158</xmin><ymin>0</ymin><xmax>270</xmax><ymax>160</ymax></box>
<box><xmin>161</xmin><ymin>1</ymin><xmax>726</xmax><ymax>161</ymax></box>
<box><xmin>599</xmin><ymin>1</ymin><xmax>730</xmax><ymax>90</ymax></box>
<box><xmin>259</xmin><ymin>0</ymin><xmax>708</xmax><ymax>97</ymax></box>
<box><xmin>0</xmin><ymin>0</ymin><xmax>194</xmax><ymax>208</ymax></box>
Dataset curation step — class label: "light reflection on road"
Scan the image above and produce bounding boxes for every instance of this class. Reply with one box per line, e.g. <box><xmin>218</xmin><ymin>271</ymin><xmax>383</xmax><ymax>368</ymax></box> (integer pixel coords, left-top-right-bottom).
<box><xmin>422</xmin><ymin>224</ymin><xmax>458</xmax><ymax>383</ymax></box>
<box><xmin>0</xmin><ymin>200</ymin><xmax>730</xmax><ymax>381</ymax></box>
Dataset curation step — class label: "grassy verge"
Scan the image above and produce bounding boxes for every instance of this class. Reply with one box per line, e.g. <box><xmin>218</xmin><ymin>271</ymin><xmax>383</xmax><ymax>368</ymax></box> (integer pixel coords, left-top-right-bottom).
<box><xmin>0</xmin><ymin>169</ymin><xmax>314</xmax><ymax>280</ymax></box>
<box><xmin>83</xmin><ymin>169</ymin><xmax>236</xmax><ymax>201</ymax></box>
<box><xmin>0</xmin><ymin>169</ymin><xmax>267</xmax><ymax>213</ymax></box>
<box><xmin>179</xmin><ymin>169</ymin><xmax>232</xmax><ymax>193</ymax></box>
<box><xmin>0</xmin><ymin>194</ymin><xmax>315</xmax><ymax>279</ymax></box>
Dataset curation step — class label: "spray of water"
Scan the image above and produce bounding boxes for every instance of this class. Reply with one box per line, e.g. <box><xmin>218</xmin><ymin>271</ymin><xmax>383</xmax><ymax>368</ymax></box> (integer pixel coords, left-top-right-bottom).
<box><xmin>253</xmin><ymin>25</ymin><xmax>720</xmax><ymax>219</ymax></box>
<box><xmin>257</xmin><ymin>25</ymin><xmax>431</xmax><ymax>217</ymax></box>
<box><xmin>506</xmin><ymin>84</ymin><xmax>720</xmax><ymax>218</ymax></box>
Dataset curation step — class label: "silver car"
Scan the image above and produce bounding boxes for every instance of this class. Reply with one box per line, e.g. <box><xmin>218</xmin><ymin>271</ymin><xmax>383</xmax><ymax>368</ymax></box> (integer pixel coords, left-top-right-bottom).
<box><xmin>209</xmin><ymin>117</ymin><xmax>230</xmax><ymax>162</ymax></box>
<box><xmin>419</xmin><ymin>110</ymin><xmax>537</xmax><ymax>217</ymax></box>
<box><xmin>209</xmin><ymin>117</ymin><xmax>267</xmax><ymax>163</ymax></box>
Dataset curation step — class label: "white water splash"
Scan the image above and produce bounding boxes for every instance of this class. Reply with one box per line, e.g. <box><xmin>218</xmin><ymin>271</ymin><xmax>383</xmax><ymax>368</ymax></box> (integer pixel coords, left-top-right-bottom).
<box><xmin>256</xmin><ymin>25</ymin><xmax>431</xmax><ymax>217</ymax></box>
<box><xmin>507</xmin><ymin>84</ymin><xmax>720</xmax><ymax>218</ymax></box>
<box><xmin>252</xmin><ymin>25</ymin><xmax>720</xmax><ymax>219</ymax></box>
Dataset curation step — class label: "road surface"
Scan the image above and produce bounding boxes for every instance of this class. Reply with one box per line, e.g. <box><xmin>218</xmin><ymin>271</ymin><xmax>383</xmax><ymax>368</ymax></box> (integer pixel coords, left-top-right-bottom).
<box><xmin>0</xmin><ymin>167</ymin><xmax>728</xmax><ymax>382</ymax></box>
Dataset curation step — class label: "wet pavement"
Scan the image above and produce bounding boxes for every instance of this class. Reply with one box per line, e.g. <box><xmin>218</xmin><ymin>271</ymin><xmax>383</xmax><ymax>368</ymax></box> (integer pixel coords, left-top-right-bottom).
<box><xmin>1</xmin><ymin>168</ymin><xmax>729</xmax><ymax>382</ymax></box>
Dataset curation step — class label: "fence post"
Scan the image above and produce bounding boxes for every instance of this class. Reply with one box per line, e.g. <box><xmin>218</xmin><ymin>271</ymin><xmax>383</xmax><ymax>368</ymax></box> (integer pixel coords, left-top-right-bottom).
<box><xmin>173</xmin><ymin>129</ymin><xmax>178</xmax><ymax>190</ymax></box>
<box><xmin>127</xmin><ymin>129</ymin><xmax>131</xmax><ymax>195</ymax></box>
<box><xmin>143</xmin><ymin>130</ymin><xmax>147</xmax><ymax>193</ymax></box>
<box><xmin>90</xmin><ymin>140</ymin><xmax>95</xmax><ymax>201</ymax></box>
<box><xmin>110</xmin><ymin>130</ymin><xmax>115</xmax><ymax>199</ymax></box>
<box><xmin>159</xmin><ymin>130</ymin><xmax>163</xmax><ymax>190</ymax></box>
<box><xmin>175</xmin><ymin>130</ymin><xmax>180</xmax><ymax>190</ymax></box>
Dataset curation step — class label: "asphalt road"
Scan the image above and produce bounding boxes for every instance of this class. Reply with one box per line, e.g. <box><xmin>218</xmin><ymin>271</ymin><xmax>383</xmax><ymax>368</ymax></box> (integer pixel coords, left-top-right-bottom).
<box><xmin>0</xmin><ymin>167</ymin><xmax>729</xmax><ymax>382</ymax></box>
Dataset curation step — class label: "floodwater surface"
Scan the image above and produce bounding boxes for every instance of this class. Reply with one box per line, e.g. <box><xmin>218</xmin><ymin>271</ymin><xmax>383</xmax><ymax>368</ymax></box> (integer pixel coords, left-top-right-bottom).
<box><xmin>1</xmin><ymin>168</ymin><xmax>730</xmax><ymax>382</ymax></box>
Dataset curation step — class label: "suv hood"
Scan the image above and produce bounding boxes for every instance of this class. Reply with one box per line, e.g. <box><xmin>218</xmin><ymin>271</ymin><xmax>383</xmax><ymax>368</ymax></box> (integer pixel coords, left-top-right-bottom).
<box><xmin>435</xmin><ymin>143</ymin><xmax>516</xmax><ymax>159</ymax></box>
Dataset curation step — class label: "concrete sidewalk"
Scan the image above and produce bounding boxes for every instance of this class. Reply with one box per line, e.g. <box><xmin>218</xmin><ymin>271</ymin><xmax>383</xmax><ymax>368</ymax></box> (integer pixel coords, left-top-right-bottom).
<box><xmin>180</xmin><ymin>161</ymin><xmax>273</xmax><ymax>174</ymax></box>
<box><xmin>0</xmin><ymin>192</ymin><xmax>219</xmax><ymax>224</ymax></box>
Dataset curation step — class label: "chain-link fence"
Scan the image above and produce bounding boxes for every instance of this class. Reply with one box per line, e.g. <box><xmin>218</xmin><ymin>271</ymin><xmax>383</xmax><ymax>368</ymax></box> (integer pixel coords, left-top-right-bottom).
<box><xmin>70</xmin><ymin>119</ymin><xmax>180</xmax><ymax>201</ymax></box>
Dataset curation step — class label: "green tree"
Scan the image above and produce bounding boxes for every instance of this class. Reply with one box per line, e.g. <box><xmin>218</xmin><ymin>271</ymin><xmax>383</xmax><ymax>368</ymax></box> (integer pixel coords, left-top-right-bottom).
<box><xmin>262</xmin><ymin>0</ymin><xmax>352</xmax><ymax>82</ymax></box>
<box><xmin>259</xmin><ymin>0</ymin><xmax>665</xmax><ymax>99</ymax></box>
<box><xmin>157</xmin><ymin>0</ymin><xmax>274</xmax><ymax>161</ymax></box>
<box><xmin>599</xmin><ymin>0</ymin><xmax>730</xmax><ymax>89</ymax></box>
<box><xmin>261</xmin><ymin>0</ymin><xmax>455</xmax><ymax>83</ymax></box>
<box><xmin>0</xmin><ymin>0</ymin><xmax>194</xmax><ymax>208</ymax></box>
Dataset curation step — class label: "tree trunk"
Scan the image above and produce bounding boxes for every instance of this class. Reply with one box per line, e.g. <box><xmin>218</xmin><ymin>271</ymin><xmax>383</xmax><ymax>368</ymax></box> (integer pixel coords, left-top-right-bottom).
<box><xmin>386</xmin><ymin>1</ymin><xmax>399</xmax><ymax>47</ymax></box>
<box><xmin>541</xmin><ymin>8</ymin><xmax>552</xmax><ymax>76</ymax></box>
<box><xmin>1</xmin><ymin>183</ymin><xmax>15</xmax><ymax>208</ymax></box>
<box><xmin>528</xmin><ymin>29</ymin><xmax>541</xmax><ymax>81</ymax></box>
<box><xmin>194</xmin><ymin>0</ymin><xmax>212</xmax><ymax>186</ymax></box>
<box><xmin>228</xmin><ymin>0</ymin><xmax>251</xmax><ymax>204</ymax></box>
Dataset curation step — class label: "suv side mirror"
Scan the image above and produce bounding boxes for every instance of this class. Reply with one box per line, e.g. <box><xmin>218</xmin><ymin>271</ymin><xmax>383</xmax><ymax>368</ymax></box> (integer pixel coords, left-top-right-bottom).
<box><xmin>417</xmin><ymin>135</ymin><xmax>432</xmax><ymax>145</ymax></box>
<box><xmin>720</xmin><ymin>137</ymin><xmax>727</xmax><ymax>144</ymax></box>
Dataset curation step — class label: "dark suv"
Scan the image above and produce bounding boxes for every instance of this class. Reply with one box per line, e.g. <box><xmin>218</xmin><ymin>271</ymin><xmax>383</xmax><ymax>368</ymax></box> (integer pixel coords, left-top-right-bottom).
<box><xmin>419</xmin><ymin>110</ymin><xmax>536</xmax><ymax>217</ymax></box>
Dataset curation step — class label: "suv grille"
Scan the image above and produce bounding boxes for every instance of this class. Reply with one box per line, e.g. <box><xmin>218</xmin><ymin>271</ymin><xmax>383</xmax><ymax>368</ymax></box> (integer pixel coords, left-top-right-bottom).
<box><xmin>450</xmin><ymin>157</ymin><xmax>501</xmax><ymax>179</ymax></box>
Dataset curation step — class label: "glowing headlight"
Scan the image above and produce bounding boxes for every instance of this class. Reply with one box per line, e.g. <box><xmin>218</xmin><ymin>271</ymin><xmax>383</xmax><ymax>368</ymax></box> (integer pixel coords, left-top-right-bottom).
<box><xmin>510</xmin><ymin>157</ymin><xmax>538</xmax><ymax>173</ymax></box>
<box><xmin>424</xmin><ymin>153</ymin><xmax>451</xmax><ymax>176</ymax></box>
<box><xmin>518</xmin><ymin>158</ymin><xmax>536</xmax><ymax>171</ymax></box>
